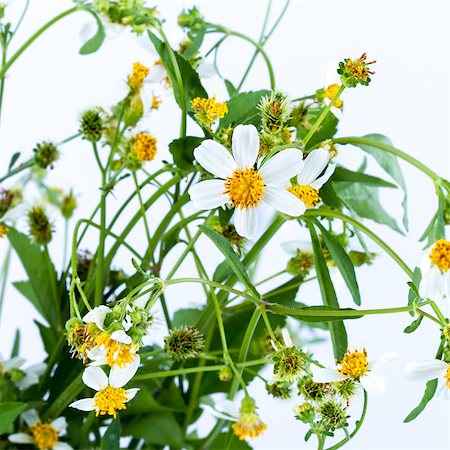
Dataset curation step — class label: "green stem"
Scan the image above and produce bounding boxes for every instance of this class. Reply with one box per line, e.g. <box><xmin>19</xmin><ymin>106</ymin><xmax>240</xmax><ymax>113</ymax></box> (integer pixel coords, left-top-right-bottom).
<box><xmin>0</xmin><ymin>244</ymin><xmax>12</xmax><ymax>320</ymax></box>
<box><xmin>0</xmin><ymin>43</ymin><xmax>7</xmax><ymax>132</ymax></box>
<box><xmin>303</xmin><ymin>85</ymin><xmax>345</xmax><ymax>145</ymax></box>
<box><xmin>95</xmin><ymin>169</ymin><xmax>107</xmax><ymax>306</ymax></box>
<box><xmin>132</xmin><ymin>171</ymin><xmax>152</xmax><ymax>249</ymax></box>
<box><xmin>332</xmin><ymin>137</ymin><xmax>441</xmax><ymax>181</ymax></box>
<box><xmin>260</xmin><ymin>306</ymin><xmax>277</xmax><ymax>342</ymax></box>
<box><xmin>0</xmin><ymin>159</ymin><xmax>34</xmax><ymax>183</ymax></box>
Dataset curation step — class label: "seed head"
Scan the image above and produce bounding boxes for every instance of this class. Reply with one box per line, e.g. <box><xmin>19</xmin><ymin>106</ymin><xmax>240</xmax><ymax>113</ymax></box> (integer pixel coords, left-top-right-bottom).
<box><xmin>164</xmin><ymin>325</ymin><xmax>204</xmax><ymax>361</ymax></box>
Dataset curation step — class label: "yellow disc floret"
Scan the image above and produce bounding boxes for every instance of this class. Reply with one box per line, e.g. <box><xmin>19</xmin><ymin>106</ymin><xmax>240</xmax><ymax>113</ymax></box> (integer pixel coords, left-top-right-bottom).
<box><xmin>30</xmin><ymin>422</ymin><xmax>58</xmax><ymax>450</ymax></box>
<box><xmin>324</xmin><ymin>84</ymin><xmax>343</xmax><ymax>108</ymax></box>
<box><xmin>338</xmin><ymin>349</ymin><xmax>369</xmax><ymax>378</ymax></box>
<box><xmin>94</xmin><ymin>386</ymin><xmax>128</xmax><ymax>418</ymax></box>
<box><xmin>444</xmin><ymin>365</ymin><xmax>450</xmax><ymax>389</ymax></box>
<box><xmin>151</xmin><ymin>95</ymin><xmax>161</xmax><ymax>110</ymax></box>
<box><xmin>0</xmin><ymin>224</ymin><xmax>9</xmax><ymax>238</ymax></box>
<box><xmin>225</xmin><ymin>168</ymin><xmax>265</xmax><ymax>210</ymax></box>
<box><xmin>232</xmin><ymin>413</ymin><xmax>267</xmax><ymax>440</ymax></box>
<box><xmin>288</xmin><ymin>185</ymin><xmax>321</xmax><ymax>207</ymax></box>
<box><xmin>191</xmin><ymin>95</ymin><xmax>228</xmax><ymax>124</ymax></box>
<box><xmin>429</xmin><ymin>239</ymin><xmax>450</xmax><ymax>272</ymax></box>
<box><xmin>128</xmin><ymin>62</ymin><xmax>150</xmax><ymax>90</ymax></box>
<box><xmin>133</xmin><ymin>132</ymin><xmax>157</xmax><ymax>162</ymax></box>
<box><xmin>95</xmin><ymin>332</ymin><xmax>137</xmax><ymax>368</ymax></box>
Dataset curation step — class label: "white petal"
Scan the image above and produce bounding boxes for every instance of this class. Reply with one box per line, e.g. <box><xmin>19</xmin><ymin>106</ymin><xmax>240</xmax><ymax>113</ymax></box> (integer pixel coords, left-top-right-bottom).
<box><xmin>110</xmin><ymin>330</ymin><xmax>132</xmax><ymax>344</ymax></box>
<box><xmin>262</xmin><ymin>187</ymin><xmax>306</xmax><ymax>217</ymax></box>
<box><xmin>146</xmin><ymin>64</ymin><xmax>166</xmax><ymax>83</ymax></box>
<box><xmin>445</xmin><ymin>271</ymin><xmax>450</xmax><ymax>299</ymax></box>
<box><xmin>22</xmin><ymin>409</ymin><xmax>40</xmax><ymax>427</ymax></box>
<box><xmin>419</xmin><ymin>253</ymin><xmax>431</xmax><ymax>273</ymax></box>
<box><xmin>360</xmin><ymin>372</ymin><xmax>386</xmax><ymax>395</ymax></box>
<box><xmin>8</xmin><ymin>433</ymin><xmax>33</xmax><ymax>444</ymax></box>
<box><xmin>197</xmin><ymin>61</ymin><xmax>216</xmax><ymax>78</ymax></box>
<box><xmin>437</xmin><ymin>383</ymin><xmax>450</xmax><ymax>400</ymax></box>
<box><xmin>297</xmin><ymin>148</ymin><xmax>330</xmax><ymax>185</ymax></box>
<box><xmin>109</xmin><ymin>355</ymin><xmax>140</xmax><ymax>388</ymax></box>
<box><xmin>194</xmin><ymin>140</ymin><xmax>237</xmax><ymax>178</ymax></box>
<box><xmin>232</xmin><ymin>124</ymin><xmax>259</xmax><ymax>169</ymax></box>
<box><xmin>83</xmin><ymin>306</ymin><xmax>111</xmax><ymax>330</ymax></box>
<box><xmin>83</xmin><ymin>366</ymin><xmax>108</xmax><ymax>391</ymax></box>
<box><xmin>2</xmin><ymin>356</ymin><xmax>25</xmax><ymax>372</ymax></box>
<box><xmin>259</xmin><ymin>148</ymin><xmax>303</xmax><ymax>187</ymax></box>
<box><xmin>126</xmin><ymin>388</ymin><xmax>140</xmax><ymax>401</ymax></box>
<box><xmin>310</xmin><ymin>164</ymin><xmax>335</xmax><ymax>189</ymax></box>
<box><xmin>368</xmin><ymin>352</ymin><xmax>397</xmax><ymax>370</ymax></box>
<box><xmin>51</xmin><ymin>417</ymin><xmax>67</xmax><ymax>433</ymax></box>
<box><xmin>281</xmin><ymin>240</ymin><xmax>313</xmax><ymax>255</ymax></box>
<box><xmin>233</xmin><ymin>207</ymin><xmax>259</xmax><ymax>239</ymax></box>
<box><xmin>419</xmin><ymin>266</ymin><xmax>445</xmax><ymax>300</ymax></box>
<box><xmin>203</xmin><ymin>404</ymin><xmax>236</xmax><ymax>422</ymax></box>
<box><xmin>16</xmin><ymin>373</ymin><xmax>39</xmax><ymax>390</ymax></box>
<box><xmin>54</xmin><ymin>443</ymin><xmax>74</xmax><ymax>450</ymax></box>
<box><xmin>87</xmin><ymin>346</ymin><xmax>107</xmax><ymax>365</ymax></box>
<box><xmin>188</xmin><ymin>180</ymin><xmax>228</xmax><ymax>210</ymax></box>
<box><xmin>312</xmin><ymin>367</ymin><xmax>347</xmax><ymax>383</ymax></box>
<box><xmin>214</xmin><ymin>398</ymin><xmax>240</xmax><ymax>419</ymax></box>
<box><xmin>281</xmin><ymin>328</ymin><xmax>294</xmax><ymax>347</ymax></box>
<box><xmin>69</xmin><ymin>398</ymin><xmax>95</xmax><ymax>411</ymax></box>
<box><xmin>28</xmin><ymin>363</ymin><xmax>47</xmax><ymax>377</ymax></box>
<box><xmin>404</xmin><ymin>360</ymin><xmax>448</xmax><ymax>381</ymax></box>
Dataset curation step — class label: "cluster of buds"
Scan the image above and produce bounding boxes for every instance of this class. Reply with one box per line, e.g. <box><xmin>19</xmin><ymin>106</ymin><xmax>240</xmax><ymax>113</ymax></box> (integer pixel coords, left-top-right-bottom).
<box><xmin>33</xmin><ymin>141</ymin><xmax>59</xmax><ymax>170</ymax></box>
<box><xmin>178</xmin><ymin>6</ymin><xmax>205</xmax><ymax>34</ymax></box>
<box><xmin>337</xmin><ymin>53</ymin><xmax>376</xmax><ymax>88</ymax></box>
<box><xmin>191</xmin><ymin>96</ymin><xmax>228</xmax><ymax>128</ymax></box>
<box><xmin>164</xmin><ymin>325</ymin><xmax>205</xmax><ymax>361</ymax></box>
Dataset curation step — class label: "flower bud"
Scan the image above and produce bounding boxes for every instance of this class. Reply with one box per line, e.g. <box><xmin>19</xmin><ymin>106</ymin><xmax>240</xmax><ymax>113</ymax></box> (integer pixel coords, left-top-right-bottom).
<box><xmin>273</xmin><ymin>347</ymin><xmax>307</xmax><ymax>382</ymax></box>
<box><xmin>218</xmin><ymin>366</ymin><xmax>233</xmax><ymax>382</ymax></box>
<box><xmin>258</xmin><ymin>91</ymin><xmax>292</xmax><ymax>133</ymax></box>
<box><xmin>294</xmin><ymin>402</ymin><xmax>315</xmax><ymax>423</ymax></box>
<box><xmin>287</xmin><ymin>250</ymin><xmax>314</xmax><ymax>277</ymax></box>
<box><xmin>33</xmin><ymin>141</ymin><xmax>59</xmax><ymax>169</ymax></box>
<box><xmin>266</xmin><ymin>379</ymin><xmax>292</xmax><ymax>399</ymax></box>
<box><xmin>28</xmin><ymin>205</ymin><xmax>52</xmax><ymax>245</ymax></box>
<box><xmin>317</xmin><ymin>399</ymin><xmax>348</xmax><ymax>431</ymax></box>
<box><xmin>258</xmin><ymin>133</ymin><xmax>277</xmax><ymax>157</ymax></box>
<box><xmin>178</xmin><ymin>7</ymin><xmax>205</xmax><ymax>30</ymax></box>
<box><xmin>61</xmin><ymin>191</ymin><xmax>77</xmax><ymax>219</ymax></box>
<box><xmin>337</xmin><ymin>53</ymin><xmax>376</xmax><ymax>88</ymax></box>
<box><xmin>289</xmin><ymin>102</ymin><xmax>309</xmax><ymax>128</ymax></box>
<box><xmin>0</xmin><ymin>188</ymin><xmax>15</xmax><ymax>219</ymax></box>
<box><xmin>80</xmin><ymin>109</ymin><xmax>104</xmax><ymax>142</ymax></box>
<box><xmin>299</xmin><ymin>376</ymin><xmax>331</xmax><ymax>402</ymax></box>
<box><xmin>164</xmin><ymin>325</ymin><xmax>205</xmax><ymax>361</ymax></box>
<box><xmin>333</xmin><ymin>378</ymin><xmax>358</xmax><ymax>403</ymax></box>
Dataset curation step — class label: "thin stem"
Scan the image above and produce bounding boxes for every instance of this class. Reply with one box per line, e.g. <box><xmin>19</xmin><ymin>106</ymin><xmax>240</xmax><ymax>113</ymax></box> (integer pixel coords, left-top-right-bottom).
<box><xmin>416</xmin><ymin>309</ymin><xmax>443</xmax><ymax>326</ymax></box>
<box><xmin>0</xmin><ymin>43</ymin><xmax>7</xmax><ymax>133</ymax></box>
<box><xmin>95</xmin><ymin>168</ymin><xmax>107</xmax><ymax>306</ymax></box>
<box><xmin>0</xmin><ymin>244</ymin><xmax>12</xmax><ymax>321</ymax></box>
<box><xmin>11</xmin><ymin>0</ymin><xmax>31</xmax><ymax>37</ymax></box>
<box><xmin>260</xmin><ymin>306</ymin><xmax>277</xmax><ymax>342</ymax></box>
<box><xmin>132</xmin><ymin>171</ymin><xmax>152</xmax><ymax>248</ymax></box>
<box><xmin>0</xmin><ymin>159</ymin><xmax>34</xmax><ymax>183</ymax></box>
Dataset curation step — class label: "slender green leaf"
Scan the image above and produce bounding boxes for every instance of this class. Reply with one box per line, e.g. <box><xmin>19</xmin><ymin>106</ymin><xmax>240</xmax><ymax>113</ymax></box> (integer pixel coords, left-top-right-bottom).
<box><xmin>404</xmin><ymin>379</ymin><xmax>437</xmax><ymax>422</ymax></box>
<box><xmin>224</xmin><ymin>79</ymin><xmax>236</xmax><ymax>96</ymax></box>
<box><xmin>307</xmin><ymin>222</ymin><xmax>347</xmax><ymax>359</ymax></box>
<box><xmin>11</xmin><ymin>329</ymin><xmax>20</xmax><ymax>358</ymax></box>
<box><xmin>403</xmin><ymin>315</ymin><xmax>423</xmax><ymax>334</ymax></box>
<box><xmin>332</xmin><ymin>167</ymin><xmax>397</xmax><ymax>188</ymax></box>
<box><xmin>268</xmin><ymin>303</ymin><xmax>363</xmax><ymax>322</ymax></box>
<box><xmin>199</xmin><ymin>225</ymin><xmax>260</xmax><ymax>299</ymax></box>
<box><xmin>100</xmin><ymin>417</ymin><xmax>121</xmax><ymax>450</ymax></box>
<box><xmin>315</xmin><ymin>221</ymin><xmax>361</xmax><ymax>305</ymax></box>
<box><xmin>79</xmin><ymin>13</ymin><xmax>105</xmax><ymax>55</ymax></box>
<box><xmin>182</xmin><ymin>28</ymin><xmax>206</xmax><ymax>59</ymax></box>
<box><xmin>8</xmin><ymin>152</ymin><xmax>20</xmax><ymax>170</ymax></box>
<box><xmin>0</xmin><ymin>402</ymin><xmax>27</xmax><ymax>434</ymax></box>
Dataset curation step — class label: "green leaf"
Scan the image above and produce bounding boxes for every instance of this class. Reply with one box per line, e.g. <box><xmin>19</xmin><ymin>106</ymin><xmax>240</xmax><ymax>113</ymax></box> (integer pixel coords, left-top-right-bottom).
<box><xmin>407</xmin><ymin>268</ymin><xmax>422</xmax><ymax>316</ymax></box>
<box><xmin>0</xmin><ymin>402</ymin><xmax>27</xmax><ymax>434</ymax></box>
<box><xmin>404</xmin><ymin>379</ymin><xmax>437</xmax><ymax>422</ymax></box>
<box><xmin>352</xmin><ymin>134</ymin><xmax>408</xmax><ymax>230</ymax></box>
<box><xmin>219</xmin><ymin>90</ymin><xmax>269</xmax><ymax>129</ymax></box>
<box><xmin>319</xmin><ymin>181</ymin><xmax>343</xmax><ymax>209</ymax></box>
<box><xmin>403</xmin><ymin>315</ymin><xmax>424</xmax><ymax>334</ymax></box>
<box><xmin>11</xmin><ymin>329</ymin><xmax>20</xmax><ymax>357</ymax></box>
<box><xmin>8</xmin><ymin>152</ymin><xmax>20</xmax><ymax>170</ymax></box>
<box><xmin>79</xmin><ymin>12</ymin><xmax>105</xmax><ymax>55</ymax></box>
<box><xmin>307</xmin><ymin>221</ymin><xmax>347</xmax><ymax>360</ymax></box>
<box><xmin>224</xmin><ymin>79</ymin><xmax>236</xmax><ymax>96</ymax></box>
<box><xmin>182</xmin><ymin>28</ymin><xmax>206</xmax><ymax>59</ymax></box>
<box><xmin>147</xmin><ymin>31</ymin><xmax>207</xmax><ymax>111</ymax></box>
<box><xmin>297</xmin><ymin>106</ymin><xmax>339</xmax><ymax>149</ymax></box>
<box><xmin>210</xmin><ymin>433</ymin><xmax>252</xmax><ymax>449</ymax></box>
<box><xmin>314</xmin><ymin>221</ymin><xmax>361</xmax><ymax>305</ymax></box>
<box><xmin>169</xmin><ymin>136</ymin><xmax>203</xmax><ymax>171</ymax></box>
<box><xmin>269</xmin><ymin>303</ymin><xmax>363</xmax><ymax>322</ymax></box>
<box><xmin>332</xmin><ymin>167</ymin><xmax>397</xmax><ymax>188</ymax></box>
<box><xmin>100</xmin><ymin>417</ymin><xmax>121</xmax><ymax>450</ymax></box>
<box><xmin>199</xmin><ymin>225</ymin><xmax>260</xmax><ymax>299</ymax></box>
<box><xmin>335</xmin><ymin>182</ymin><xmax>403</xmax><ymax>234</ymax></box>
<box><xmin>173</xmin><ymin>308</ymin><xmax>202</xmax><ymax>327</ymax></box>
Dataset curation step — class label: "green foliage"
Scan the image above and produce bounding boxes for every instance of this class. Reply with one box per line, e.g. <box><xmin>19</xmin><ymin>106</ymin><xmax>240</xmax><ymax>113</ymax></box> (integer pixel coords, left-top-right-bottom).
<box><xmin>403</xmin><ymin>379</ymin><xmax>438</xmax><ymax>422</ymax></box>
<box><xmin>0</xmin><ymin>402</ymin><xmax>27</xmax><ymax>434</ymax></box>
<box><xmin>169</xmin><ymin>136</ymin><xmax>203</xmax><ymax>171</ymax></box>
<box><xmin>296</xmin><ymin>106</ymin><xmax>338</xmax><ymax>149</ymax></box>
<box><xmin>79</xmin><ymin>11</ymin><xmax>105</xmax><ymax>55</ymax></box>
<box><xmin>100</xmin><ymin>418</ymin><xmax>121</xmax><ymax>450</ymax></box>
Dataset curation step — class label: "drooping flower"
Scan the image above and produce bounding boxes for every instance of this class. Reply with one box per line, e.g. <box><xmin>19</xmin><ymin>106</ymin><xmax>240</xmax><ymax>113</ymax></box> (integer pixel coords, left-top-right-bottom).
<box><xmin>287</xmin><ymin>148</ymin><xmax>335</xmax><ymax>213</ymax></box>
<box><xmin>70</xmin><ymin>359</ymin><xmax>140</xmax><ymax>418</ymax></box>
<box><xmin>419</xmin><ymin>239</ymin><xmax>450</xmax><ymax>300</ymax></box>
<box><xmin>312</xmin><ymin>348</ymin><xmax>396</xmax><ymax>394</ymax></box>
<box><xmin>0</xmin><ymin>356</ymin><xmax>46</xmax><ymax>390</ymax></box>
<box><xmin>405</xmin><ymin>359</ymin><xmax>450</xmax><ymax>399</ymax></box>
<box><xmin>8</xmin><ymin>409</ymin><xmax>72</xmax><ymax>450</ymax></box>
<box><xmin>188</xmin><ymin>124</ymin><xmax>304</xmax><ymax>239</ymax></box>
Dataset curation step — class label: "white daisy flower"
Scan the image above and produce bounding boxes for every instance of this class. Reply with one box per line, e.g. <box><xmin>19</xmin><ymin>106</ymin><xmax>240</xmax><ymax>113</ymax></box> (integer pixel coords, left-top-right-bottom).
<box><xmin>312</xmin><ymin>348</ymin><xmax>397</xmax><ymax>395</ymax></box>
<box><xmin>0</xmin><ymin>355</ymin><xmax>46</xmax><ymax>390</ymax></box>
<box><xmin>9</xmin><ymin>409</ymin><xmax>72</xmax><ymax>450</ymax></box>
<box><xmin>405</xmin><ymin>359</ymin><xmax>450</xmax><ymax>400</ymax></box>
<box><xmin>70</xmin><ymin>357</ymin><xmax>140</xmax><ymax>418</ymax></box>
<box><xmin>419</xmin><ymin>239</ymin><xmax>450</xmax><ymax>300</ymax></box>
<box><xmin>287</xmin><ymin>148</ymin><xmax>335</xmax><ymax>213</ymax></box>
<box><xmin>188</xmin><ymin>124</ymin><xmax>304</xmax><ymax>239</ymax></box>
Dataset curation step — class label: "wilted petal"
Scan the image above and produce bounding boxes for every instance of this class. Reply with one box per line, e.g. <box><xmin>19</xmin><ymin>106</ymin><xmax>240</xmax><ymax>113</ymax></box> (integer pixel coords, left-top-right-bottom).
<box><xmin>126</xmin><ymin>388</ymin><xmax>140</xmax><ymax>401</ymax></box>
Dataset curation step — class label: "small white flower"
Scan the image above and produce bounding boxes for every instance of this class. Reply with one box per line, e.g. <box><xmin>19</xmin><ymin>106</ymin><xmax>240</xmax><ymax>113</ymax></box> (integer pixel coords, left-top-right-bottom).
<box><xmin>70</xmin><ymin>357</ymin><xmax>140</xmax><ymax>417</ymax></box>
<box><xmin>0</xmin><ymin>355</ymin><xmax>46</xmax><ymax>390</ymax></box>
<box><xmin>83</xmin><ymin>305</ymin><xmax>111</xmax><ymax>331</ymax></box>
<box><xmin>188</xmin><ymin>124</ymin><xmax>304</xmax><ymax>239</ymax></box>
<box><xmin>405</xmin><ymin>359</ymin><xmax>450</xmax><ymax>400</ymax></box>
<box><xmin>9</xmin><ymin>409</ymin><xmax>72</xmax><ymax>450</ymax></box>
<box><xmin>312</xmin><ymin>349</ymin><xmax>396</xmax><ymax>395</ymax></box>
<box><xmin>419</xmin><ymin>239</ymin><xmax>450</xmax><ymax>300</ymax></box>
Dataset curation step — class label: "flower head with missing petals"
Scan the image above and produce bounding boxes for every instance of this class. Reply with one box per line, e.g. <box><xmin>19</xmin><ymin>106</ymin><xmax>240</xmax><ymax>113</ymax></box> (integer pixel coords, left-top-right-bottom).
<box><xmin>188</xmin><ymin>124</ymin><xmax>305</xmax><ymax>239</ymax></box>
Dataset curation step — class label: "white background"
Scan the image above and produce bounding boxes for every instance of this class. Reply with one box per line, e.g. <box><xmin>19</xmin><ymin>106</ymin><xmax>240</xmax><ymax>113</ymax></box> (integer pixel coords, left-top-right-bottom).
<box><xmin>0</xmin><ymin>0</ymin><xmax>449</xmax><ymax>449</ymax></box>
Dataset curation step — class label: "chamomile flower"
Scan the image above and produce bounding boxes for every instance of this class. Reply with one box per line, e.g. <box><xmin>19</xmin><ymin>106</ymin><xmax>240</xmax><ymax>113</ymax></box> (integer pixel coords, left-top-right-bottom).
<box><xmin>405</xmin><ymin>359</ymin><xmax>450</xmax><ymax>400</ymax></box>
<box><xmin>0</xmin><ymin>356</ymin><xmax>46</xmax><ymax>390</ymax></box>
<box><xmin>312</xmin><ymin>348</ymin><xmax>396</xmax><ymax>395</ymax></box>
<box><xmin>70</xmin><ymin>359</ymin><xmax>140</xmax><ymax>418</ymax></box>
<box><xmin>8</xmin><ymin>409</ymin><xmax>72</xmax><ymax>450</ymax></box>
<box><xmin>419</xmin><ymin>239</ymin><xmax>450</xmax><ymax>300</ymax></box>
<box><xmin>287</xmin><ymin>148</ymin><xmax>335</xmax><ymax>214</ymax></box>
<box><xmin>188</xmin><ymin>124</ymin><xmax>304</xmax><ymax>239</ymax></box>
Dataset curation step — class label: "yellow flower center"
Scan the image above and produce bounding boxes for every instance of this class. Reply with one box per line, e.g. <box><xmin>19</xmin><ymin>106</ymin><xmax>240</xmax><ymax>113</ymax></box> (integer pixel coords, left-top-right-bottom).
<box><xmin>338</xmin><ymin>349</ymin><xmax>369</xmax><ymax>378</ymax></box>
<box><xmin>429</xmin><ymin>239</ymin><xmax>450</xmax><ymax>272</ymax></box>
<box><xmin>128</xmin><ymin>62</ymin><xmax>150</xmax><ymax>90</ymax></box>
<box><xmin>191</xmin><ymin>96</ymin><xmax>228</xmax><ymax>123</ymax></box>
<box><xmin>151</xmin><ymin>95</ymin><xmax>161</xmax><ymax>110</ymax></box>
<box><xmin>324</xmin><ymin>84</ymin><xmax>343</xmax><ymax>108</ymax></box>
<box><xmin>232</xmin><ymin>413</ymin><xmax>267</xmax><ymax>440</ymax></box>
<box><xmin>225</xmin><ymin>168</ymin><xmax>265</xmax><ymax>210</ymax></box>
<box><xmin>133</xmin><ymin>132</ymin><xmax>157</xmax><ymax>162</ymax></box>
<box><xmin>30</xmin><ymin>422</ymin><xmax>58</xmax><ymax>450</ymax></box>
<box><xmin>288</xmin><ymin>185</ymin><xmax>321</xmax><ymax>207</ymax></box>
<box><xmin>94</xmin><ymin>386</ymin><xmax>128</xmax><ymax>418</ymax></box>
<box><xmin>345</xmin><ymin>53</ymin><xmax>376</xmax><ymax>81</ymax></box>
<box><xmin>444</xmin><ymin>366</ymin><xmax>450</xmax><ymax>389</ymax></box>
<box><xmin>95</xmin><ymin>332</ymin><xmax>137</xmax><ymax>368</ymax></box>
<box><xmin>0</xmin><ymin>224</ymin><xmax>9</xmax><ymax>238</ymax></box>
